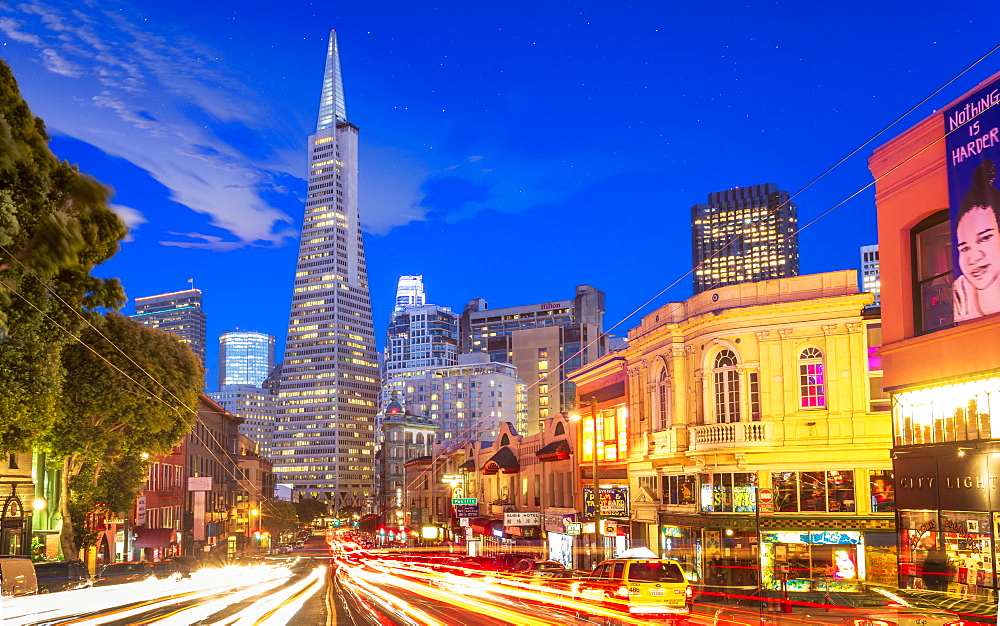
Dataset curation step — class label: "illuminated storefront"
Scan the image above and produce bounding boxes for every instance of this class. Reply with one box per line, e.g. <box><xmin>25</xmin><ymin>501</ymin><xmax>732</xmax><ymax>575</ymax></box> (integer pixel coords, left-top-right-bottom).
<box><xmin>871</xmin><ymin>68</ymin><xmax>1000</xmax><ymax>618</ymax></box>
<box><xmin>895</xmin><ymin>442</ymin><xmax>1000</xmax><ymax>602</ymax></box>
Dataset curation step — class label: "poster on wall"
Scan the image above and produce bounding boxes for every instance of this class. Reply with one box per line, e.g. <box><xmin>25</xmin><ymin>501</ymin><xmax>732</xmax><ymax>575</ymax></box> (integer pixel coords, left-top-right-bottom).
<box><xmin>946</xmin><ymin>78</ymin><xmax>1000</xmax><ymax>322</ymax></box>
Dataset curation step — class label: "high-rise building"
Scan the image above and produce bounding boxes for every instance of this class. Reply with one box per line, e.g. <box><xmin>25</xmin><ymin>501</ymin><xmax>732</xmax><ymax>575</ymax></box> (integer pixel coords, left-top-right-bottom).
<box><xmin>219</xmin><ymin>330</ymin><xmax>275</xmax><ymax>388</ymax></box>
<box><xmin>274</xmin><ymin>30</ymin><xmax>379</xmax><ymax>510</ymax></box>
<box><xmin>132</xmin><ymin>289</ymin><xmax>207</xmax><ymax>366</ymax></box>
<box><xmin>380</xmin><ymin>279</ymin><xmax>459</xmax><ymax>442</ymax></box>
<box><xmin>208</xmin><ymin>385</ymin><xmax>277</xmax><ymax>458</ymax></box>
<box><xmin>394</xmin><ymin>275</ymin><xmax>426</xmax><ymax>311</ymax></box>
<box><xmin>459</xmin><ymin>285</ymin><xmax>605</xmax><ymax>434</ymax></box>
<box><xmin>396</xmin><ymin>353</ymin><xmax>527</xmax><ymax>440</ymax></box>
<box><xmin>382</xmin><ymin>303</ymin><xmax>459</xmax><ymax>406</ymax></box>
<box><xmin>860</xmin><ymin>244</ymin><xmax>881</xmax><ymax>306</ymax></box>
<box><xmin>691</xmin><ymin>184</ymin><xmax>800</xmax><ymax>294</ymax></box>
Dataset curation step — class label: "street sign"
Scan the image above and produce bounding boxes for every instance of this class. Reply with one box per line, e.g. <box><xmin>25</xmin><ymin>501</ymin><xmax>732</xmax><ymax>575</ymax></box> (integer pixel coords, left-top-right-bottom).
<box><xmin>759</xmin><ymin>489</ymin><xmax>774</xmax><ymax>505</ymax></box>
<box><xmin>453</xmin><ymin>498</ymin><xmax>479</xmax><ymax>518</ymax></box>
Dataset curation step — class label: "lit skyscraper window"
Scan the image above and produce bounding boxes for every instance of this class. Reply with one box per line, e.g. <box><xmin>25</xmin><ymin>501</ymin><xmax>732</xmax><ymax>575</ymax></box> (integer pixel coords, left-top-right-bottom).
<box><xmin>274</xmin><ymin>30</ymin><xmax>378</xmax><ymax>509</ymax></box>
<box><xmin>132</xmin><ymin>288</ymin><xmax>206</xmax><ymax>367</ymax></box>
<box><xmin>691</xmin><ymin>184</ymin><xmax>799</xmax><ymax>294</ymax></box>
<box><xmin>219</xmin><ymin>330</ymin><xmax>275</xmax><ymax>387</ymax></box>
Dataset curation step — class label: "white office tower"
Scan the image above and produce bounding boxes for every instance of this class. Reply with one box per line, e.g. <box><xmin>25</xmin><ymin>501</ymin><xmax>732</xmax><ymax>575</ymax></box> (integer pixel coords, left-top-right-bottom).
<box><xmin>208</xmin><ymin>385</ymin><xmax>277</xmax><ymax>458</ymax></box>
<box><xmin>274</xmin><ymin>30</ymin><xmax>379</xmax><ymax>509</ymax></box>
<box><xmin>394</xmin><ymin>275</ymin><xmax>426</xmax><ymax>311</ymax></box>
<box><xmin>380</xmin><ymin>279</ymin><xmax>459</xmax><ymax>426</ymax></box>
<box><xmin>860</xmin><ymin>244</ymin><xmax>881</xmax><ymax>306</ymax></box>
<box><xmin>397</xmin><ymin>353</ymin><xmax>528</xmax><ymax>441</ymax></box>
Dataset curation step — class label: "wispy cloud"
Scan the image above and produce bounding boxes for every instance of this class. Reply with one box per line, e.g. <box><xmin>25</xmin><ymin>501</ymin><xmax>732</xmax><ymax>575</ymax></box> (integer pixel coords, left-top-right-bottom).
<box><xmin>0</xmin><ymin>17</ymin><xmax>43</xmax><ymax>45</ymax></box>
<box><xmin>109</xmin><ymin>203</ymin><xmax>146</xmax><ymax>242</ymax></box>
<box><xmin>3</xmin><ymin>0</ymin><xmax>301</xmax><ymax>249</ymax></box>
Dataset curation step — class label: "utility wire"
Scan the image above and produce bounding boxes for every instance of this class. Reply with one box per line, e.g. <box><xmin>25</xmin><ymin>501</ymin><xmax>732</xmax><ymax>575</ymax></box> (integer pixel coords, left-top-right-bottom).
<box><xmin>391</xmin><ymin>44</ymin><xmax>1000</xmax><ymax>510</ymax></box>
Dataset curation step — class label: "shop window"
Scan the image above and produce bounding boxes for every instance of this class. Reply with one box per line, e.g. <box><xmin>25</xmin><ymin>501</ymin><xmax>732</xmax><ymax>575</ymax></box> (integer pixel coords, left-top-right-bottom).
<box><xmin>762</xmin><ymin>530</ymin><xmax>863</xmax><ymax>593</ymax></box>
<box><xmin>663</xmin><ymin>475</ymin><xmax>696</xmax><ymax>505</ymax></box>
<box><xmin>712</xmin><ymin>350</ymin><xmax>741</xmax><ymax>423</ymax></box>
<box><xmin>868</xmin><ymin>470</ymin><xmax>895</xmax><ymax>513</ymax></box>
<box><xmin>798</xmin><ymin>347</ymin><xmax>826</xmax><ymax>409</ymax></box>
<box><xmin>770</xmin><ymin>470</ymin><xmax>855</xmax><ymax>513</ymax></box>
<box><xmin>699</xmin><ymin>472</ymin><xmax>756</xmax><ymax>513</ymax></box>
<box><xmin>912</xmin><ymin>211</ymin><xmax>954</xmax><ymax>334</ymax></box>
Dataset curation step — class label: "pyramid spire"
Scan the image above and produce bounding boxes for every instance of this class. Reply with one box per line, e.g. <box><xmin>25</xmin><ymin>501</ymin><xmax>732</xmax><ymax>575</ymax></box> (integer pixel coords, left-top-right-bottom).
<box><xmin>317</xmin><ymin>29</ymin><xmax>347</xmax><ymax>130</ymax></box>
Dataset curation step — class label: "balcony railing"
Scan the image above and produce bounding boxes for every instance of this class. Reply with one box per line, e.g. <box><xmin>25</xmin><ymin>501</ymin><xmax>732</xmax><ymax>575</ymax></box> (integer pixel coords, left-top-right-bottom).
<box><xmin>689</xmin><ymin>421</ymin><xmax>772</xmax><ymax>451</ymax></box>
<box><xmin>650</xmin><ymin>429</ymin><xmax>676</xmax><ymax>456</ymax></box>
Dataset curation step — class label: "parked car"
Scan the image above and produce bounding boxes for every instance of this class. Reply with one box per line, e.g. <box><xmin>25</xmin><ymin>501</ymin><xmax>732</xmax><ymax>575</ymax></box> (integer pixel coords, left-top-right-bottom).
<box><xmin>152</xmin><ymin>556</ymin><xmax>198</xmax><ymax>580</ymax></box>
<box><xmin>34</xmin><ymin>560</ymin><xmax>91</xmax><ymax>593</ymax></box>
<box><xmin>94</xmin><ymin>561</ymin><xmax>154</xmax><ymax>586</ymax></box>
<box><xmin>0</xmin><ymin>557</ymin><xmax>38</xmax><ymax>596</ymax></box>
<box><xmin>575</xmin><ymin>558</ymin><xmax>691</xmax><ymax>623</ymax></box>
<box><xmin>710</xmin><ymin>588</ymin><xmax>969</xmax><ymax>625</ymax></box>
<box><xmin>494</xmin><ymin>552</ymin><xmax>539</xmax><ymax>572</ymax></box>
<box><xmin>510</xmin><ymin>559</ymin><xmax>569</xmax><ymax>574</ymax></box>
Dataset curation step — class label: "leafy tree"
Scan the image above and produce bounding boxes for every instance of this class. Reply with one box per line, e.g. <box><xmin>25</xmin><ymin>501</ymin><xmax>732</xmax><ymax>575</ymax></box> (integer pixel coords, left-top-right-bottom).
<box><xmin>261</xmin><ymin>500</ymin><xmax>300</xmax><ymax>542</ymax></box>
<box><xmin>295</xmin><ymin>498</ymin><xmax>329</xmax><ymax>526</ymax></box>
<box><xmin>50</xmin><ymin>313</ymin><xmax>203</xmax><ymax>558</ymax></box>
<box><xmin>0</xmin><ymin>59</ymin><xmax>126</xmax><ymax>452</ymax></box>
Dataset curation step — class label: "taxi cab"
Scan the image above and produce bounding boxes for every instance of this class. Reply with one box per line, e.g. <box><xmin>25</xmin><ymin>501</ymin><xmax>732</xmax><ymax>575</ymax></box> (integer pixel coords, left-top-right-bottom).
<box><xmin>576</xmin><ymin>558</ymin><xmax>692</xmax><ymax>622</ymax></box>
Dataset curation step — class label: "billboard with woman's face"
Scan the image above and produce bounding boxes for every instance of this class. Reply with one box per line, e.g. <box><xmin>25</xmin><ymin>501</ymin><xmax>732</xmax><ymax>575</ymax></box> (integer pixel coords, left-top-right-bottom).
<box><xmin>946</xmin><ymin>80</ymin><xmax>1000</xmax><ymax>322</ymax></box>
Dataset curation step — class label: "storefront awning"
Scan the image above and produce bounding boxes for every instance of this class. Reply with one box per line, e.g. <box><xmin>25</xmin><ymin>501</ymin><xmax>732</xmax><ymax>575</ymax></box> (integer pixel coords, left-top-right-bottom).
<box><xmin>535</xmin><ymin>439</ymin><xmax>570</xmax><ymax>461</ymax></box>
<box><xmin>470</xmin><ymin>517</ymin><xmax>503</xmax><ymax>537</ymax></box>
<box><xmin>458</xmin><ymin>459</ymin><xmax>476</xmax><ymax>470</ymax></box>
<box><xmin>482</xmin><ymin>447</ymin><xmax>519</xmax><ymax>475</ymax></box>
<box><xmin>132</xmin><ymin>527</ymin><xmax>177</xmax><ymax>548</ymax></box>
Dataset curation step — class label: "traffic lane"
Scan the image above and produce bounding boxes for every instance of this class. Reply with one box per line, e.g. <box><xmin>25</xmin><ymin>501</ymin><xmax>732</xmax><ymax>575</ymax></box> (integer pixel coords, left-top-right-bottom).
<box><xmin>5</xmin><ymin>562</ymin><xmax>324</xmax><ymax>626</ymax></box>
<box><xmin>337</xmin><ymin>560</ymin><xmax>573</xmax><ymax>625</ymax></box>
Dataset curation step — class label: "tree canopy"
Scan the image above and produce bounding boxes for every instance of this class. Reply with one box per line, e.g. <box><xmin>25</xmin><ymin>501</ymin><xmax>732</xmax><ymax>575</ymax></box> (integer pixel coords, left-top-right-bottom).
<box><xmin>0</xmin><ymin>58</ymin><xmax>126</xmax><ymax>452</ymax></box>
<box><xmin>295</xmin><ymin>498</ymin><xmax>330</xmax><ymax>526</ymax></box>
<box><xmin>51</xmin><ymin>313</ymin><xmax>204</xmax><ymax>557</ymax></box>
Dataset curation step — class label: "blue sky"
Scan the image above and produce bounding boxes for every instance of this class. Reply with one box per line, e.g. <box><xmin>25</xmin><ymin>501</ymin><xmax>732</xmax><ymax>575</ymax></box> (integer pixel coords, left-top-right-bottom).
<box><xmin>1</xmin><ymin>1</ymin><xmax>997</xmax><ymax>387</ymax></box>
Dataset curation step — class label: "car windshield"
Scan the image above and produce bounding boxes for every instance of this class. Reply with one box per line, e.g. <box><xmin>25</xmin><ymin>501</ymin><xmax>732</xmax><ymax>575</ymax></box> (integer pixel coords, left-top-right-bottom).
<box><xmin>627</xmin><ymin>561</ymin><xmax>685</xmax><ymax>583</ymax></box>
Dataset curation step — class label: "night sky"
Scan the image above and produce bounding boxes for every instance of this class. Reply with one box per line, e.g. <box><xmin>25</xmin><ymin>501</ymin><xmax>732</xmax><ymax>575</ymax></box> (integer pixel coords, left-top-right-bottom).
<box><xmin>1</xmin><ymin>1</ymin><xmax>996</xmax><ymax>387</ymax></box>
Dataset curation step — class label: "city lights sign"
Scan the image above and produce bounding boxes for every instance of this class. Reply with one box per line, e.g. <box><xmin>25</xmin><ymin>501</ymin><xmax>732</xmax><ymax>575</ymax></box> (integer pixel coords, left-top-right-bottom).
<box><xmin>946</xmin><ymin>75</ymin><xmax>1000</xmax><ymax>323</ymax></box>
<box><xmin>582</xmin><ymin>487</ymin><xmax>630</xmax><ymax>517</ymax></box>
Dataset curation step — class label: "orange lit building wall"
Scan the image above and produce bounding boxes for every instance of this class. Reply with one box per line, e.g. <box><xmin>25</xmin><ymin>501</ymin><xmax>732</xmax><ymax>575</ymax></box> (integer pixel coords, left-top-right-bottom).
<box><xmin>870</xmin><ymin>71</ymin><xmax>1000</xmax><ymax>391</ymax></box>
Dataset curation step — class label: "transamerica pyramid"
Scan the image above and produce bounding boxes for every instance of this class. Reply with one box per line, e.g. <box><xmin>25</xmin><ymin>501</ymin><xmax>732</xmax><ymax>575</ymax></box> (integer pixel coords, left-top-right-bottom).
<box><xmin>274</xmin><ymin>30</ymin><xmax>379</xmax><ymax>511</ymax></box>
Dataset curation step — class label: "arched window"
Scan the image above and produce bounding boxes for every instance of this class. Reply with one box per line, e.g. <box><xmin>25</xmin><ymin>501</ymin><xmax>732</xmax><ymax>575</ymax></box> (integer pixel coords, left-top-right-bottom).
<box><xmin>500</xmin><ymin>433</ymin><xmax>511</xmax><ymax>446</ymax></box>
<box><xmin>657</xmin><ymin>369</ymin><xmax>670</xmax><ymax>429</ymax></box>
<box><xmin>713</xmin><ymin>350</ymin><xmax>741</xmax><ymax>423</ymax></box>
<box><xmin>554</xmin><ymin>422</ymin><xmax>566</xmax><ymax>436</ymax></box>
<box><xmin>799</xmin><ymin>347</ymin><xmax>826</xmax><ymax>408</ymax></box>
